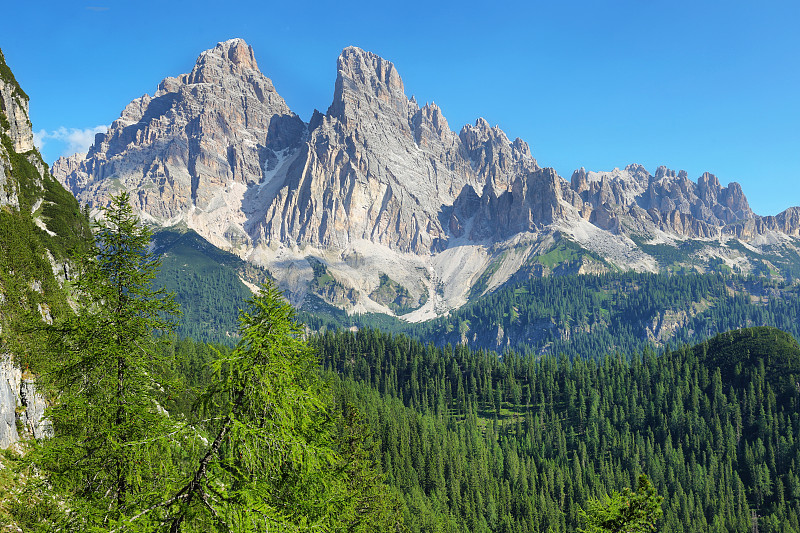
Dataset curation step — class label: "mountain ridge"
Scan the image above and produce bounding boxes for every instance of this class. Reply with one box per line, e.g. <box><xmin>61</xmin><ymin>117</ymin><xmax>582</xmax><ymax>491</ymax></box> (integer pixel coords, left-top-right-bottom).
<box><xmin>51</xmin><ymin>39</ymin><xmax>800</xmax><ymax>319</ymax></box>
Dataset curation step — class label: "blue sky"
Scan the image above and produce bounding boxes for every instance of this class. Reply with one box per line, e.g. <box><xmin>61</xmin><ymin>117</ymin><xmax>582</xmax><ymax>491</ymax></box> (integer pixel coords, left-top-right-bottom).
<box><xmin>2</xmin><ymin>0</ymin><xmax>798</xmax><ymax>215</ymax></box>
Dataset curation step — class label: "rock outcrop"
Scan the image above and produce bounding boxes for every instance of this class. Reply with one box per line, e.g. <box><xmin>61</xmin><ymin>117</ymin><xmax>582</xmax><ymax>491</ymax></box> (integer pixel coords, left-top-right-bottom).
<box><xmin>455</xmin><ymin>167</ymin><xmax>578</xmax><ymax>241</ymax></box>
<box><xmin>0</xmin><ymin>356</ymin><xmax>19</xmax><ymax>448</ymax></box>
<box><xmin>0</xmin><ymin>355</ymin><xmax>51</xmax><ymax>448</ymax></box>
<box><xmin>0</xmin><ymin>50</ymin><xmax>34</xmax><ymax>155</ymax></box>
<box><xmin>0</xmin><ymin>48</ymin><xmax>30</xmax><ymax>209</ymax></box>
<box><xmin>562</xmin><ymin>164</ymin><xmax>759</xmax><ymax>239</ymax></box>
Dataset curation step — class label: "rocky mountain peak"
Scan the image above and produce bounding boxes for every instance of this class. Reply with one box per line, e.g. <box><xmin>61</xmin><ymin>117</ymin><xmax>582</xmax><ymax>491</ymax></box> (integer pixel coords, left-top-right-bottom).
<box><xmin>185</xmin><ymin>38</ymin><xmax>260</xmax><ymax>84</ymax></box>
<box><xmin>698</xmin><ymin>171</ymin><xmax>720</xmax><ymax>189</ymax></box>
<box><xmin>411</xmin><ymin>102</ymin><xmax>451</xmax><ymax>144</ymax></box>
<box><xmin>328</xmin><ymin>46</ymin><xmax>407</xmax><ymax>122</ymax></box>
<box><xmin>338</xmin><ymin>46</ymin><xmax>404</xmax><ymax>94</ymax></box>
<box><xmin>52</xmin><ymin>38</ymin><xmax>304</xmax><ymax>245</ymax></box>
<box><xmin>512</xmin><ymin>137</ymin><xmax>532</xmax><ymax>159</ymax></box>
<box><xmin>624</xmin><ymin>163</ymin><xmax>649</xmax><ymax>177</ymax></box>
<box><xmin>654</xmin><ymin>165</ymin><xmax>674</xmax><ymax>180</ymax></box>
<box><xmin>570</xmin><ymin>167</ymin><xmax>589</xmax><ymax>194</ymax></box>
<box><xmin>654</xmin><ymin>165</ymin><xmax>688</xmax><ymax>181</ymax></box>
<box><xmin>459</xmin><ymin>118</ymin><xmax>538</xmax><ymax>192</ymax></box>
<box><xmin>218</xmin><ymin>38</ymin><xmax>259</xmax><ymax>69</ymax></box>
<box><xmin>50</xmin><ymin>41</ymin><xmax>800</xmax><ymax>318</ymax></box>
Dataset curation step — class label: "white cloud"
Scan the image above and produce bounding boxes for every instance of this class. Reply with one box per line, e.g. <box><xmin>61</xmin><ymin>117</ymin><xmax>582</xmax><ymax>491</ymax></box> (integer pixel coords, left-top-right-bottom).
<box><xmin>34</xmin><ymin>125</ymin><xmax>109</xmax><ymax>158</ymax></box>
<box><xmin>32</xmin><ymin>129</ymin><xmax>47</xmax><ymax>150</ymax></box>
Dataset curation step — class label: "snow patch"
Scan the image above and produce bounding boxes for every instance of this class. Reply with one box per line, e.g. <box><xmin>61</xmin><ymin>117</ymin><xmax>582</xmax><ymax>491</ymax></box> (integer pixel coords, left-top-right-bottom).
<box><xmin>259</xmin><ymin>147</ymin><xmax>294</xmax><ymax>190</ymax></box>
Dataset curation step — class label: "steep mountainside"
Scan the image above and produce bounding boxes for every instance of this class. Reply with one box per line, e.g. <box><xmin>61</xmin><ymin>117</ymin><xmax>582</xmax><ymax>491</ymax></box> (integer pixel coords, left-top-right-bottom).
<box><xmin>0</xmin><ymin>48</ymin><xmax>90</xmax><ymax>448</ymax></box>
<box><xmin>407</xmin><ymin>272</ymin><xmax>800</xmax><ymax>356</ymax></box>
<box><xmin>53</xmin><ymin>39</ymin><xmax>800</xmax><ymax>320</ymax></box>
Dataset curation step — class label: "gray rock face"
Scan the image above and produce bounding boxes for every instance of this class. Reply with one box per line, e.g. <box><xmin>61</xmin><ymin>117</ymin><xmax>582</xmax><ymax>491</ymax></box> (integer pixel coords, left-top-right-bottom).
<box><xmin>54</xmin><ymin>42</ymin><xmax>544</xmax><ymax>256</ymax></box>
<box><xmin>456</xmin><ymin>167</ymin><xmax>577</xmax><ymax>241</ymax></box>
<box><xmin>561</xmin><ymin>164</ymin><xmax>764</xmax><ymax>239</ymax></box>
<box><xmin>0</xmin><ymin>355</ymin><xmax>50</xmax><ymax>448</ymax></box>
<box><xmin>0</xmin><ymin>51</ymin><xmax>34</xmax><ymax>155</ymax></box>
<box><xmin>53</xmin><ymin>38</ymin><xmax>305</xmax><ymax>250</ymax></box>
<box><xmin>458</xmin><ymin>118</ymin><xmax>537</xmax><ymax>193</ymax></box>
<box><xmin>0</xmin><ymin>356</ymin><xmax>20</xmax><ymax>449</ymax></box>
<box><xmin>20</xmin><ymin>377</ymin><xmax>51</xmax><ymax>439</ymax></box>
<box><xmin>249</xmin><ymin>47</ymin><xmax>540</xmax><ymax>254</ymax></box>
<box><xmin>0</xmin><ymin>48</ymin><xmax>31</xmax><ymax>209</ymax></box>
<box><xmin>1</xmin><ymin>48</ymin><xmax>69</xmax><ymax>210</ymax></box>
<box><xmin>726</xmin><ymin>206</ymin><xmax>800</xmax><ymax>240</ymax></box>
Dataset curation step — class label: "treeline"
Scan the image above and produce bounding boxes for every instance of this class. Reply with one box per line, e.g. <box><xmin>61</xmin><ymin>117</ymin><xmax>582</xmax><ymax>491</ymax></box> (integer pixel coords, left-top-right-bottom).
<box><xmin>314</xmin><ymin>326</ymin><xmax>800</xmax><ymax>533</ymax></box>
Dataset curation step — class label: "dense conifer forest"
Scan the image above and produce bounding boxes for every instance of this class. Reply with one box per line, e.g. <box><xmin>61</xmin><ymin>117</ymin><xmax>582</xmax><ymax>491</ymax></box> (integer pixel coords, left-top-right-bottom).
<box><xmin>313</xmin><ymin>326</ymin><xmax>800</xmax><ymax>532</ymax></box>
<box><xmin>121</xmin><ymin>323</ymin><xmax>800</xmax><ymax>532</ymax></box>
<box><xmin>2</xmin><ymin>149</ymin><xmax>799</xmax><ymax>530</ymax></box>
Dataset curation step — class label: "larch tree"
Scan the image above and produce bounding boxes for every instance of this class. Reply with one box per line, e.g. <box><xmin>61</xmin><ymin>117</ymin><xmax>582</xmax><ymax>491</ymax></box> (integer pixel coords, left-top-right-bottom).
<box><xmin>28</xmin><ymin>193</ymin><xmax>399</xmax><ymax>532</ymax></box>
<box><xmin>34</xmin><ymin>192</ymin><xmax>180</xmax><ymax>531</ymax></box>
<box><xmin>159</xmin><ymin>281</ymin><xmax>402</xmax><ymax>532</ymax></box>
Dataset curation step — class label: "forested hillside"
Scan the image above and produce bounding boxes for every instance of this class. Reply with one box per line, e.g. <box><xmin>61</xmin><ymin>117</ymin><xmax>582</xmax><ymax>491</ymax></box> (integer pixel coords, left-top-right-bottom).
<box><xmin>304</xmin><ymin>271</ymin><xmax>800</xmax><ymax>359</ymax></box>
<box><xmin>151</xmin><ymin>228</ymin><xmax>266</xmax><ymax>344</ymax></box>
<box><xmin>0</xmin><ymin>46</ymin><xmax>92</xmax><ymax>451</ymax></box>
<box><xmin>315</xmin><ymin>326</ymin><xmax>800</xmax><ymax>533</ymax></box>
<box><xmin>2</xmin><ymin>197</ymin><xmax>401</xmax><ymax>531</ymax></box>
<box><xmin>0</xmin><ymin>51</ymin><xmax>91</xmax><ymax>359</ymax></box>
<box><xmin>145</xmin><ymin>216</ymin><xmax>800</xmax><ymax>360</ymax></box>
<box><xmin>411</xmin><ymin>272</ymin><xmax>800</xmax><ymax>356</ymax></box>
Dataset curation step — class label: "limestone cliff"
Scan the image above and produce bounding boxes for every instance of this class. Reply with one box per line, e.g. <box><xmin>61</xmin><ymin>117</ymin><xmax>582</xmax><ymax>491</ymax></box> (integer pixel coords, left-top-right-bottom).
<box><xmin>0</xmin><ymin>356</ymin><xmax>51</xmax><ymax>448</ymax></box>
<box><xmin>0</xmin><ymin>48</ymin><xmax>85</xmax><ymax>448</ymax></box>
<box><xmin>563</xmin><ymin>164</ymin><xmax>756</xmax><ymax>238</ymax></box>
<box><xmin>54</xmin><ymin>43</ymin><xmax>541</xmax><ymax>256</ymax></box>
